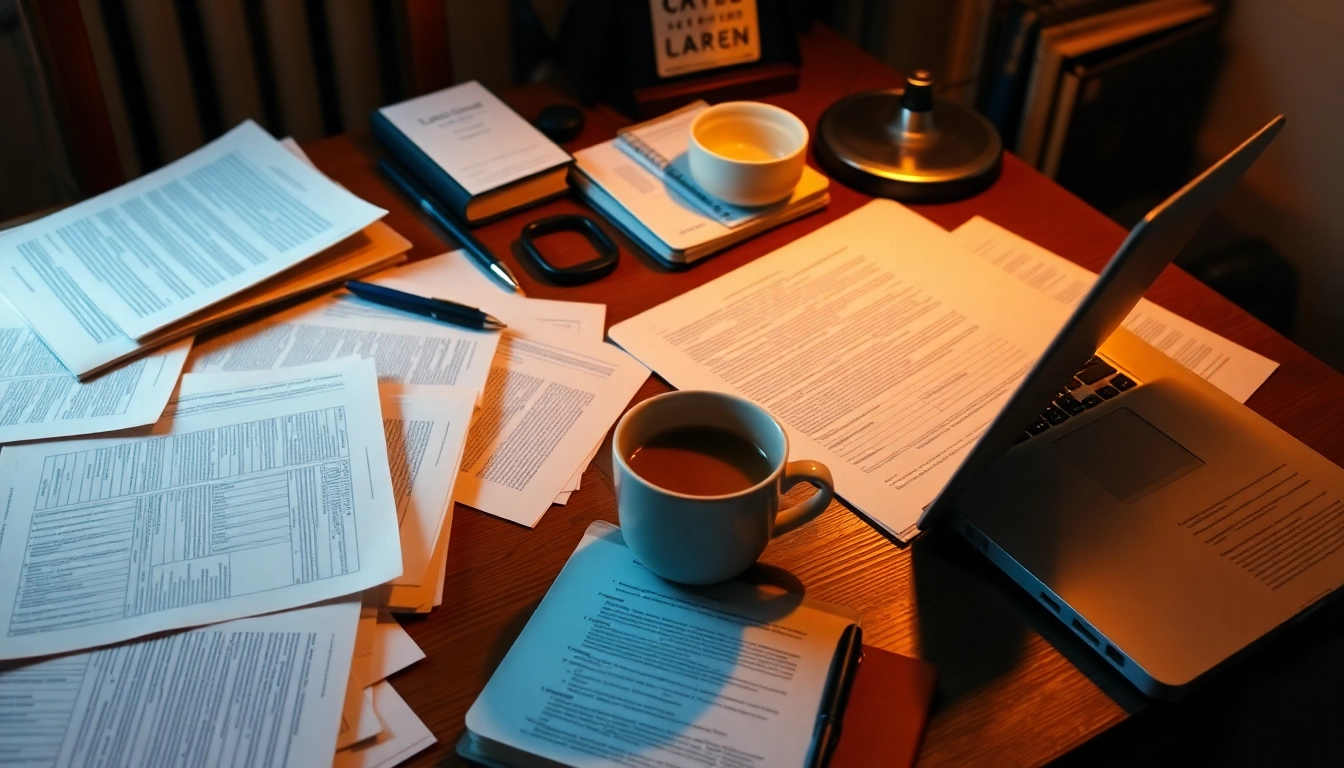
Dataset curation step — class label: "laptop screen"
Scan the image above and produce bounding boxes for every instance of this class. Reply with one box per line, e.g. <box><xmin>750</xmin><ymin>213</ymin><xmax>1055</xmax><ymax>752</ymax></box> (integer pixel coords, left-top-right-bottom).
<box><xmin>916</xmin><ymin>116</ymin><xmax>1284</xmax><ymax>530</ymax></box>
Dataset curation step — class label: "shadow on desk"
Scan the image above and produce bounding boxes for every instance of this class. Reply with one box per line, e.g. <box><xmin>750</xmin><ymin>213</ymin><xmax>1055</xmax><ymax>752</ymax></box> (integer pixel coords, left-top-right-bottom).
<box><xmin>910</xmin><ymin>527</ymin><xmax>1150</xmax><ymax>752</ymax></box>
<box><xmin>1049</xmin><ymin>595</ymin><xmax>1344</xmax><ymax>767</ymax></box>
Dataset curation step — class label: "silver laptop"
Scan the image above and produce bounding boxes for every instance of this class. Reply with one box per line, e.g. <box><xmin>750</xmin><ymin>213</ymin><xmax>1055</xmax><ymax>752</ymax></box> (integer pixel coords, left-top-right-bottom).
<box><xmin>917</xmin><ymin>115</ymin><xmax>1344</xmax><ymax>697</ymax></box>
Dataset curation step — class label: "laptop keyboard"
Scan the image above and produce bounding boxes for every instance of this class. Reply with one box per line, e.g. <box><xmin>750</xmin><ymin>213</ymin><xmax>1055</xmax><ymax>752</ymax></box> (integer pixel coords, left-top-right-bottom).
<box><xmin>1015</xmin><ymin>356</ymin><xmax>1137</xmax><ymax>444</ymax></box>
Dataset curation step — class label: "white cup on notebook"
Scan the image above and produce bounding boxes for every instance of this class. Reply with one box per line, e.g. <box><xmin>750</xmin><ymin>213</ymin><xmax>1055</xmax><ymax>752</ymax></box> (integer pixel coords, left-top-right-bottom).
<box><xmin>612</xmin><ymin>391</ymin><xmax>834</xmax><ymax>585</ymax></box>
<box><xmin>688</xmin><ymin>102</ymin><xmax>809</xmax><ymax>207</ymax></box>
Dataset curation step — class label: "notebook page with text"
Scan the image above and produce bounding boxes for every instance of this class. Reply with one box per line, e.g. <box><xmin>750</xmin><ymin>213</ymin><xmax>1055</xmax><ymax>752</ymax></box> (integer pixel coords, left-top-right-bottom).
<box><xmin>608</xmin><ymin>200</ymin><xmax>1071</xmax><ymax>541</ymax></box>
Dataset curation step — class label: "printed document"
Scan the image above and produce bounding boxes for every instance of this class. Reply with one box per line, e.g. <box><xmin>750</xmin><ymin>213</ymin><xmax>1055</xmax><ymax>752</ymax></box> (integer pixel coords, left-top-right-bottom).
<box><xmin>456</xmin><ymin>334</ymin><xmax>648</xmax><ymax>527</ymax></box>
<box><xmin>462</xmin><ymin>522</ymin><xmax>857</xmax><ymax>768</ymax></box>
<box><xmin>0</xmin><ymin>598</ymin><xmax>359</xmax><ymax>768</ymax></box>
<box><xmin>609</xmin><ymin>200</ymin><xmax>1072</xmax><ymax>540</ymax></box>
<box><xmin>0</xmin><ymin>357</ymin><xmax>401</xmax><ymax>659</ymax></box>
<box><xmin>188</xmin><ymin>292</ymin><xmax>501</xmax><ymax>396</ymax></box>
<box><xmin>0</xmin><ymin>121</ymin><xmax>385</xmax><ymax>375</ymax></box>
<box><xmin>0</xmin><ymin>300</ymin><xmax>190</xmax><ymax>444</ymax></box>
<box><xmin>370</xmin><ymin>249</ymin><xmax>607</xmax><ymax>341</ymax></box>
<box><xmin>952</xmin><ymin>216</ymin><xmax>1278</xmax><ymax>402</ymax></box>
<box><xmin>380</xmin><ymin>384</ymin><xmax>474</xmax><ymax>586</ymax></box>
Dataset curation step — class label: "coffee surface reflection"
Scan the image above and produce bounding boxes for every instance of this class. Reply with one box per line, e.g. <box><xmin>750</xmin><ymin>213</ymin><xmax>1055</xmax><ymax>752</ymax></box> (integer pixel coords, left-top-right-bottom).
<box><xmin>627</xmin><ymin>426</ymin><xmax>771</xmax><ymax>496</ymax></box>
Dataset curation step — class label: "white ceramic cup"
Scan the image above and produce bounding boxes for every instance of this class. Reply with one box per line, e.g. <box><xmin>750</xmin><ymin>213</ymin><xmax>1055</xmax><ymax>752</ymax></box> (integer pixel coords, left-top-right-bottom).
<box><xmin>613</xmin><ymin>390</ymin><xmax>834</xmax><ymax>585</ymax></box>
<box><xmin>688</xmin><ymin>101</ymin><xmax>809</xmax><ymax>207</ymax></box>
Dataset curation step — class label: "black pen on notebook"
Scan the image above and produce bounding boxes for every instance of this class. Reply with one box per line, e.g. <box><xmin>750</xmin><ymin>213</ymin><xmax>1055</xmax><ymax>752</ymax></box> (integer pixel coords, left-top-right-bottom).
<box><xmin>345</xmin><ymin>280</ymin><xmax>506</xmax><ymax>331</ymax></box>
<box><xmin>376</xmin><ymin>158</ymin><xmax>523</xmax><ymax>294</ymax></box>
<box><xmin>807</xmin><ymin>623</ymin><xmax>864</xmax><ymax>768</ymax></box>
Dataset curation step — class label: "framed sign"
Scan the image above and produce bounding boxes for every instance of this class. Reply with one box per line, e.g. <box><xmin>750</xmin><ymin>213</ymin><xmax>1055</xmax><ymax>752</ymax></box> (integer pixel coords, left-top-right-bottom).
<box><xmin>560</xmin><ymin>0</ymin><xmax>803</xmax><ymax>118</ymax></box>
<box><xmin>650</xmin><ymin>0</ymin><xmax>762</xmax><ymax>78</ymax></box>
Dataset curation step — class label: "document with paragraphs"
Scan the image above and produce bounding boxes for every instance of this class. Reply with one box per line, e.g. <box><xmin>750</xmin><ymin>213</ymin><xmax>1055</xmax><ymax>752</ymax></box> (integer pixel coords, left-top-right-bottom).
<box><xmin>461</xmin><ymin>521</ymin><xmax>858</xmax><ymax>768</ymax></box>
<box><xmin>0</xmin><ymin>357</ymin><xmax>401</xmax><ymax>659</ymax></box>
<box><xmin>952</xmin><ymin>216</ymin><xmax>1278</xmax><ymax>402</ymax></box>
<box><xmin>456</xmin><ymin>335</ymin><xmax>648</xmax><ymax>527</ymax></box>
<box><xmin>0</xmin><ymin>598</ymin><xmax>359</xmax><ymax>768</ymax></box>
<box><xmin>0</xmin><ymin>121</ymin><xmax>385</xmax><ymax>375</ymax></box>
<box><xmin>609</xmin><ymin>200</ymin><xmax>1072</xmax><ymax>540</ymax></box>
<box><xmin>0</xmin><ymin>300</ymin><xmax>191</xmax><ymax>444</ymax></box>
<box><xmin>188</xmin><ymin>292</ymin><xmax>501</xmax><ymax>396</ymax></box>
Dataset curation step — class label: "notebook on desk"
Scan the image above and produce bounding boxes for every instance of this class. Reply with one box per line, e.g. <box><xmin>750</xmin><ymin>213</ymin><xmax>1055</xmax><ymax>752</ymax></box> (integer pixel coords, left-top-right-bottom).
<box><xmin>457</xmin><ymin>521</ymin><xmax>936</xmax><ymax>768</ymax></box>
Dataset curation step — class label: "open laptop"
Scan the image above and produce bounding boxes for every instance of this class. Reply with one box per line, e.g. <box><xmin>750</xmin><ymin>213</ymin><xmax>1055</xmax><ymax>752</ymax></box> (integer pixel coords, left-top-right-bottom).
<box><xmin>916</xmin><ymin>115</ymin><xmax>1344</xmax><ymax>697</ymax></box>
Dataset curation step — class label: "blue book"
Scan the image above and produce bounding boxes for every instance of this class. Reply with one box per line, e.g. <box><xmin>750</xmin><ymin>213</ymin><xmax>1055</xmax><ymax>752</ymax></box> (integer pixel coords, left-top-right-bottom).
<box><xmin>371</xmin><ymin>81</ymin><xmax>572</xmax><ymax>224</ymax></box>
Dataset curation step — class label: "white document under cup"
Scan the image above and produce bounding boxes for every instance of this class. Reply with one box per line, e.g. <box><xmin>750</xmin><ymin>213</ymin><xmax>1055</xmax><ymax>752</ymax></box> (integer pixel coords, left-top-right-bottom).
<box><xmin>613</xmin><ymin>390</ymin><xmax>834</xmax><ymax>585</ymax></box>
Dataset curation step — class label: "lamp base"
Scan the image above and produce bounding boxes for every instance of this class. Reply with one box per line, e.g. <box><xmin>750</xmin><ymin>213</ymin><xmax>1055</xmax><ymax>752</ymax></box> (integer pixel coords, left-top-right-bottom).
<box><xmin>815</xmin><ymin>89</ymin><xmax>1003</xmax><ymax>203</ymax></box>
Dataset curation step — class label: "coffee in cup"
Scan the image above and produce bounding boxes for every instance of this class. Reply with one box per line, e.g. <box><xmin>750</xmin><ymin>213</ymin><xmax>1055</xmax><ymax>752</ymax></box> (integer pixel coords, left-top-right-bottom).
<box><xmin>613</xmin><ymin>390</ymin><xmax>834</xmax><ymax>585</ymax></box>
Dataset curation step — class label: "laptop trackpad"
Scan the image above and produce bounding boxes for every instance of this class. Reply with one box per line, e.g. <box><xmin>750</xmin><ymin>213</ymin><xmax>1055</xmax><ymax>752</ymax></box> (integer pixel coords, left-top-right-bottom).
<box><xmin>1049</xmin><ymin>408</ymin><xmax>1204</xmax><ymax>503</ymax></box>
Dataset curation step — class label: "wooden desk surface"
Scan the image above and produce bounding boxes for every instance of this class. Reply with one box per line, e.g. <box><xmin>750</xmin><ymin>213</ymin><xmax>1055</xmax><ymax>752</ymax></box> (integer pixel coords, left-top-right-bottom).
<box><xmin>303</xmin><ymin>25</ymin><xmax>1344</xmax><ymax>768</ymax></box>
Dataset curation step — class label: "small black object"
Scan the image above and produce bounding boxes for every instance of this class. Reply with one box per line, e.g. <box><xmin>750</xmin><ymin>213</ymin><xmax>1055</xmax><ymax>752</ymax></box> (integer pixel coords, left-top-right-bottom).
<box><xmin>535</xmin><ymin>104</ymin><xmax>585</xmax><ymax>143</ymax></box>
<box><xmin>519</xmin><ymin>214</ymin><xmax>618</xmax><ymax>286</ymax></box>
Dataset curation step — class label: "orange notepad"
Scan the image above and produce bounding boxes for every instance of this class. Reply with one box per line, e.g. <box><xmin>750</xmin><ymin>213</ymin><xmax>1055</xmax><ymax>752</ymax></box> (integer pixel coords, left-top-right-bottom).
<box><xmin>831</xmin><ymin>645</ymin><xmax>939</xmax><ymax>768</ymax></box>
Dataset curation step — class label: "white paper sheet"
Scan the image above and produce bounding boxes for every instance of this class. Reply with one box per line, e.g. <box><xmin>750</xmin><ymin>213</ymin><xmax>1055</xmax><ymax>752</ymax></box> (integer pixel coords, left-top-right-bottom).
<box><xmin>0</xmin><ymin>121</ymin><xmax>385</xmax><ymax>375</ymax></box>
<box><xmin>0</xmin><ymin>357</ymin><xmax>402</xmax><ymax>659</ymax></box>
<box><xmin>0</xmin><ymin>299</ymin><xmax>191</xmax><ymax>444</ymax></box>
<box><xmin>609</xmin><ymin>200</ymin><xmax>1074</xmax><ymax>541</ymax></box>
<box><xmin>370</xmin><ymin>249</ymin><xmax>607</xmax><ymax>342</ymax></box>
<box><xmin>334</xmin><ymin>681</ymin><xmax>436</xmax><ymax>768</ymax></box>
<box><xmin>952</xmin><ymin>216</ymin><xmax>1278</xmax><ymax>402</ymax></box>
<box><xmin>352</xmin><ymin>611</ymin><xmax>425</xmax><ymax>689</ymax></box>
<box><xmin>339</xmin><ymin>686</ymin><xmax>383</xmax><ymax>749</ymax></box>
<box><xmin>463</xmin><ymin>522</ymin><xmax>857</xmax><ymax>768</ymax></box>
<box><xmin>187</xmin><ymin>292</ymin><xmax>501</xmax><ymax>397</ymax></box>
<box><xmin>380</xmin><ymin>384</ymin><xmax>474</xmax><ymax>586</ymax></box>
<box><xmin>456</xmin><ymin>334</ymin><xmax>648</xmax><ymax>527</ymax></box>
<box><xmin>0</xmin><ymin>599</ymin><xmax>360</xmax><ymax>768</ymax></box>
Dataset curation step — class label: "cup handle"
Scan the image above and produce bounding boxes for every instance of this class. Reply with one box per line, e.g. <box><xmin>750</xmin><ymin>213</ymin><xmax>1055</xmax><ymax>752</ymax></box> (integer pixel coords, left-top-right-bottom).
<box><xmin>772</xmin><ymin>460</ymin><xmax>835</xmax><ymax>537</ymax></box>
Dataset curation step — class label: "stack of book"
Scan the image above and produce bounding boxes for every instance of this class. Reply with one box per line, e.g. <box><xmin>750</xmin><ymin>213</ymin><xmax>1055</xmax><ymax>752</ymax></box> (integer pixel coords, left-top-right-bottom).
<box><xmin>978</xmin><ymin>0</ymin><xmax>1221</xmax><ymax>207</ymax></box>
<box><xmin>573</xmin><ymin>101</ymin><xmax>830</xmax><ymax>266</ymax></box>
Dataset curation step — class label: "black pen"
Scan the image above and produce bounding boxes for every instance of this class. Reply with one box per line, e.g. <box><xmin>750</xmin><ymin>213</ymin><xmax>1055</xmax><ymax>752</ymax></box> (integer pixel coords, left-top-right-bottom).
<box><xmin>376</xmin><ymin>158</ymin><xmax>523</xmax><ymax>294</ymax></box>
<box><xmin>345</xmin><ymin>280</ymin><xmax>506</xmax><ymax>331</ymax></box>
<box><xmin>807</xmin><ymin>624</ymin><xmax>864</xmax><ymax>768</ymax></box>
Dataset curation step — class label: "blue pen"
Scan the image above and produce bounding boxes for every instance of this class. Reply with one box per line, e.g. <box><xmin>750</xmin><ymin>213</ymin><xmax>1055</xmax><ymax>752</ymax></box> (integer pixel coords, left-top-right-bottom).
<box><xmin>346</xmin><ymin>280</ymin><xmax>506</xmax><ymax>331</ymax></box>
<box><xmin>376</xmin><ymin>158</ymin><xmax>523</xmax><ymax>294</ymax></box>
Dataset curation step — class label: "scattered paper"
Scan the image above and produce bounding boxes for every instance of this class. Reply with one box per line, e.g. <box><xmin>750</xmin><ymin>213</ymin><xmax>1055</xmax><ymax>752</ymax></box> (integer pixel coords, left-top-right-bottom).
<box><xmin>334</xmin><ymin>681</ymin><xmax>436</xmax><ymax>768</ymax></box>
<box><xmin>0</xmin><ymin>599</ymin><xmax>360</xmax><ymax>768</ymax></box>
<box><xmin>0</xmin><ymin>299</ymin><xmax>191</xmax><ymax>444</ymax></box>
<box><xmin>339</xmin><ymin>683</ymin><xmax>383</xmax><ymax>749</ymax></box>
<box><xmin>951</xmin><ymin>216</ymin><xmax>1278</xmax><ymax>402</ymax></box>
<box><xmin>380</xmin><ymin>384</ymin><xmax>474</xmax><ymax>586</ymax></box>
<box><xmin>0</xmin><ymin>120</ymin><xmax>385</xmax><ymax>376</ymax></box>
<box><xmin>384</xmin><ymin>522</ymin><xmax>452</xmax><ymax>614</ymax></box>
<box><xmin>610</xmin><ymin>200</ymin><xmax>1074</xmax><ymax>541</ymax></box>
<box><xmin>352</xmin><ymin>610</ymin><xmax>426</xmax><ymax>689</ymax></box>
<box><xmin>456</xmin><ymin>334</ymin><xmax>648</xmax><ymax>527</ymax></box>
<box><xmin>0</xmin><ymin>357</ymin><xmax>402</xmax><ymax>659</ymax></box>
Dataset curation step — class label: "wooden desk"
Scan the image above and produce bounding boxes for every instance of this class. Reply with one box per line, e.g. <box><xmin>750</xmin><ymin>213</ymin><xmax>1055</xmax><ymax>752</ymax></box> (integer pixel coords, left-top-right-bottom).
<box><xmin>303</xmin><ymin>25</ymin><xmax>1344</xmax><ymax>768</ymax></box>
